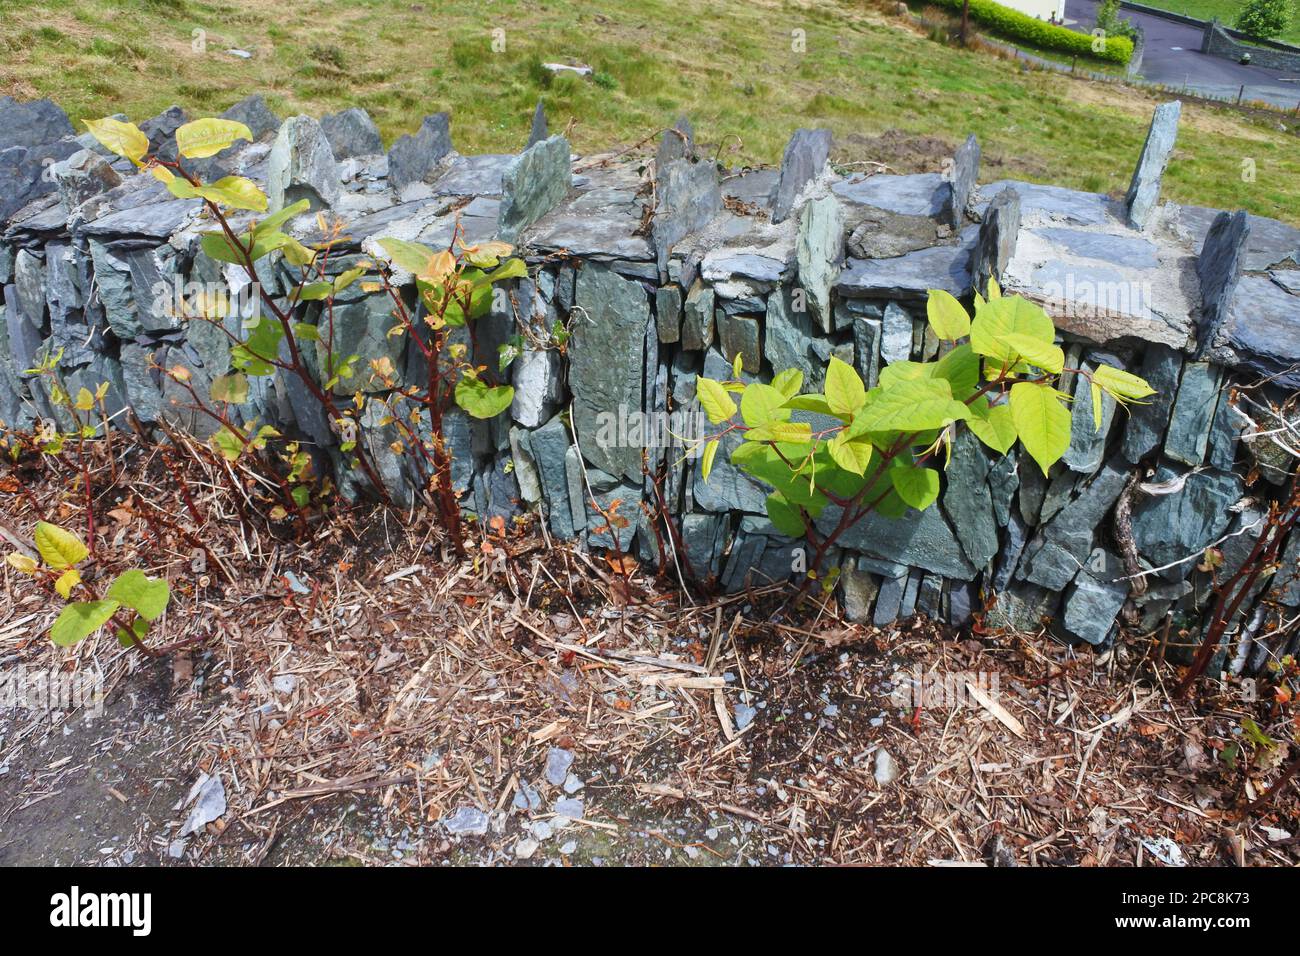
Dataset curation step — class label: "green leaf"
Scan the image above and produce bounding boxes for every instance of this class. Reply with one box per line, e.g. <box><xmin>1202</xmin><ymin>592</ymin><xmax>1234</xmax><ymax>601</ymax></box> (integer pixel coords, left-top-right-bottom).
<box><xmin>211</xmin><ymin>426</ymin><xmax>245</xmax><ymax>462</ymax></box>
<box><xmin>878</xmin><ymin>361</ymin><xmax>931</xmax><ymax>388</ymax></box>
<box><xmin>740</xmin><ymin>383</ymin><xmax>791</xmax><ymax>428</ymax></box>
<box><xmin>701</xmin><ymin>439</ymin><xmax>719</xmax><ymax>483</ymax></box>
<box><xmin>252</xmin><ymin>198</ymin><xmax>312</xmax><ymax>237</ymax></box>
<box><xmin>196</xmin><ymin>176</ymin><xmax>269</xmax><ymax>212</ymax></box>
<box><xmin>1092</xmin><ymin>364</ymin><xmax>1156</xmax><ymax>404</ymax></box>
<box><xmin>1002</xmin><ymin>332</ymin><xmax>1064</xmax><ymax>374</ymax></box>
<box><xmin>932</xmin><ymin>344</ymin><xmax>980</xmax><ymax>397</ymax></box>
<box><xmin>116</xmin><ymin>617</ymin><xmax>149</xmax><ymax>648</ymax></box>
<box><xmin>51</xmin><ymin>600</ymin><xmax>120</xmax><ymax>647</ymax></box>
<box><xmin>889</xmin><ymin>459</ymin><xmax>940</xmax><ymax>511</ymax></box>
<box><xmin>783</xmin><ymin>393</ymin><xmax>835</xmax><ymax>417</ymax></box>
<box><xmin>35</xmin><ymin>522</ymin><xmax>88</xmax><ymax>570</ymax></box>
<box><xmin>966</xmin><ymin>398</ymin><xmax>1018</xmax><ymax>455</ymax></box>
<box><xmin>484</xmin><ymin>258</ymin><xmax>528</xmax><ymax>283</ymax></box>
<box><xmin>771</xmin><ymin>368</ymin><xmax>803</xmax><ymax>399</ymax></box>
<box><xmin>210</xmin><ymin>372</ymin><xmax>249</xmax><ymax>404</ymax></box>
<box><xmin>176</xmin><ymin>118</ymin><xmax>253</xmax><ymax>159</ymax></box>
<box><xmin>1009</xmin><ymin>382</ymin><xmax>1071</xmax><ymax>476</ymax></box>
<box><xmin>1091</xmin><ymin>381</ymin><xmax>1104</xmax><ymax>432</ymax></box>
<box><xmin>926</xmin><ymin>288</ymin><xmax>971</xmax><ymax>340</ymax></box>
<box><xmin>824</xmin><ymin>356</ymin><xmax>866</xmax><ymax>417</ymax></box>
<box><xmin>231</xmin><ymin>316</ymin><xmax>284</xmax><ymax>375</ymax></box>
<box><xmin>293</xmin><ymin>280</ymin><xmax>334</xmax><ymax>302</ymax></box>
<box><xmin>970</xmin><ymin>296</ymin><xmax>1056</xmax><ymax>370</ymax></box>
<box><xmin>377</xmin><ymin>237</ymin><xmax>438</xmax><ymax>275</ymax></box>
<box><xmin>695</xmin><ymin>377</ymin><xmax>737</xmax><ymax>425</ymax></box>
<box><xmin>826</xmin><ymin>432</ymin><xmax>873</xmax><ymax>476</ymax></box>
<box><xmin>454</xmin><ymin>376</ymin><xmax>514</xmax><ymax>419</ymax></box>
<box><xmin>106</xmin><ymin>569</ymin><xmax>170</xmax><ymax>621</ymax></box>
<box><xmin>82</xmin><ymin>117</ymin><xmax>149</xmax><ymax>163</ymax></box>
<box><xmin>853</xmin><ymin>378</ymin><xmax>970</xmax><ymax>433</ymax></box>
<box><xmin>765</xmin><ymin>493</ymin><xmax>806</xmax><ymax>537</ymax></box>
<box><xmin>54</xmin><ymin>568</ymin><xmax>81</xmax><ymax>599</ymax></box>
<box><xmin>744</xmin><ymin>421</ymin><xmax>813</xmax><ymax>444</ymax></box>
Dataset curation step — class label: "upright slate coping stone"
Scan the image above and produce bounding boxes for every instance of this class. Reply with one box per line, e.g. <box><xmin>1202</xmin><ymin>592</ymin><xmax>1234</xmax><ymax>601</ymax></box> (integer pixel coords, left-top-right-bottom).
<box><xmin>568</xmin><ymin>264</ymin><xmax>648</xmax><ymax>482</ymax></box>
<box><xmin>655</xmin><ymin>116</ymin><xmax>695</xmax><ymax>170</ymax></box>
<box><xmin>795</xmin><ymin>194</ymin><xmax>844</xmax><ymax>334</ymax></box>
<box><xmin>1126</xmin><ymin>100</ymin><xmax>1181</xmax><ymax>231</ymax></box>
<box><xmin>498</xmin><ymin>135</ymin><xmax>571</xmax><ymax>244</ymax></box>
<box><xmin>320</xmin><ymin>107</ymin><xmax>383</xmax><ymax>160</ymax></box>
<box><xmin>527</xmin><ymin>100</ymin><xmax>548</xmax><ymax>148</ymax></box>
<box><xmin>945</xmin><ymin>134</ymin><xmax>979</xmax><ymax>228</ymax></box>
<box><xmin>1194</xmin><ymin>209</ymin><xmax>1249</xmax><ymax>359</ymax></box>
<box><xmin>387</xmin><ymin>113</ymin><xmax>453</xmax><ymax>193</ymax></box>
<box><xmin>970</xmin><ymin>187</ymin><xmax>1020</xmax><ymax>297</ymax></box>
<box><xmin>769</xmin><ymin>128</ymin><xmax>832</xmax><ymax>225</ymax></box>
<box><xmin>652</xmin><ymin>154</ymin><xmax>721</xmax><ymax>280</ymax></box>
<box><xmin>267</xmin><ymin>115</ymin><xmax>340</xmax><ymax>212</ymax></box>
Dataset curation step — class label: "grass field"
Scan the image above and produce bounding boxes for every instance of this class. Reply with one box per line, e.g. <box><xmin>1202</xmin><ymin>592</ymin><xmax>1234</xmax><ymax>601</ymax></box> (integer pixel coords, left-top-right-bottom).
<box><xmin>2</xmin><ymin>0</ymin><xmax>1299</xmax><ymax>223</ymax></box>
<box><xmin>1133</xmin><ymin>0</ymin><xmax>1300</xmax><ymax>45</ymax></box>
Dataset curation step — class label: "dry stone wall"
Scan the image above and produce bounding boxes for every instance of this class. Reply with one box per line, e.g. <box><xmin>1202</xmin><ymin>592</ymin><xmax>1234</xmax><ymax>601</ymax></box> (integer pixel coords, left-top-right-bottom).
<box><xmin>3</xmin><ymin>93</ymin><xmax>1300</xmax><ymax>667</ymax></box>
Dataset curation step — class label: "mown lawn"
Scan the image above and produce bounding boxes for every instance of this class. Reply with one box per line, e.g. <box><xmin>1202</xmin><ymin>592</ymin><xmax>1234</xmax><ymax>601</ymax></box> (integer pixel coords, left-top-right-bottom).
<box><xmin>1131</xmin><ymin>0</ymin><xmax>1300</xmax><ymax>45</ymax></box>
<box><xmin>1</xmin><ymin>0</ymin><xmax>1298</xmax><ymax>223</ymax></box>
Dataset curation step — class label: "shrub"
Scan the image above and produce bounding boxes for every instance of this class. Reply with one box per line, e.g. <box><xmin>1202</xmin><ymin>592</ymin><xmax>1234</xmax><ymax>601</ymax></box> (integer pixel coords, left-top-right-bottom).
<box><xmin>1236</xmin><ymin>0</ymin><xmax>1295</xmax><ymax>40</ymax></box>
<box><xmin>930</xmin><ymin>0</ymin><xmax>1134</xmax><ymax>64</ymax></box>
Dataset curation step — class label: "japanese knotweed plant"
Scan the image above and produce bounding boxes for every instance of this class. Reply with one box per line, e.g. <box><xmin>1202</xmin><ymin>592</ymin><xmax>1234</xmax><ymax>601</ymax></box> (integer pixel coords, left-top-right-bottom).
<box><xmin>367</xmin><ymin>232</ymin><xmax>527</xmax><ymax>556</ymax></box>
<box><xmin>7</xmin><ymin>522</ymin><xmax>170</xmax><ymax>654</ymax></box>
<box><xmin>695</xmin><ymin>283</ymin><xmax>1156</xmax><ymax>589</ymax></box>
<box><xmin>81</xmin><ymin>115</ymin><xmax>386</xmax><ymax>510</ymax></box>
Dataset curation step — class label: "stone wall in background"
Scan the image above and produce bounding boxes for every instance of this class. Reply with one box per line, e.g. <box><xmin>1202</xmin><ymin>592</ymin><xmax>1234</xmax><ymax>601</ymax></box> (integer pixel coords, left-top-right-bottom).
<box><xmin>1201</xmin><ymin>18</ymin><xmax>1300</xmax><ymax>72</ymax></box>
<box><xmin>3</xmin><ymin>93</ymin><xmax>1300</xmax><ymax>670</ymax></box>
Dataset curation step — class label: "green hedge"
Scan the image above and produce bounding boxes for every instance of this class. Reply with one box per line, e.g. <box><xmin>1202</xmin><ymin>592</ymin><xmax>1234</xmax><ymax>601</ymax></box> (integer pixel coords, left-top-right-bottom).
<box><xmin>931</xmin><ymin>0</ymin><xmax>1135</xmax><ymax>64</ymax></box>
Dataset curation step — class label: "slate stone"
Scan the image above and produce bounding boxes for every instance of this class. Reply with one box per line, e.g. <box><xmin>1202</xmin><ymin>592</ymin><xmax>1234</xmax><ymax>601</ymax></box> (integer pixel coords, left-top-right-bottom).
<box><xmin>1063</xmin><ymin>359</ymin><xmax>1116</xmax><ymax>474</ymax></box>
<box><xmin>836</xmin><ymin>228</ymin><xmax>976</xmax><ymax>300</ymax></box>
<box><xmin>833</xmin><ymin>173</ymin><xmax>948</xmax><ymax>218</ymax></box>
<box><xmin>140</xmin><ymin>105</ymin><xmax>188</xmax><ymax>163</ymax></box>
<box><xmin>992</xmin><ymin>510</ymin><xmax>1030</xmax><ymax>592</ymax></box>
<box><xmin>988</xmin><ymin>452</ymin><xmax>1018</xmax><ymax>527</ymax></box>
<box><xmin>716</xmin><ymin>311</ymin><xmax>760</xmax><ymax>374</ymax></box>
<box><xmin>1060</xmin><ymin>549</ymin><xmax>1127</xmax><ymax>646</ymax></box>
<box><xmin>569</xmin><ymin>264</ymin><xmax>647</xmax><ymax>481</ymax></box>
<box><xmin>680</xmin><ymin>512</ymin><xmax>726</xmax><ymax>578</ymax></box>
<box><xmin>0</xmin><ymin>97</ymin><xmax>74</xmax><ymax>150</ymax></box>
<box><xmin>946</xmin><ymin>134</ymin><xmax>979</xmax><ymax>227</ymax></box>
<box><xmin>320</xmin><ymin>107</ymin><xmax>383</xmax><ymax>160</ymax></box>
<box><xmin>1126</xmin><ymin>100</ymin><xmax>1180</xmax><ymax>230</ymax></box>
<box><xmin>900</xmin><ymin>570</ymin><xmax>922</xmax><ymax>619</ymax></box>
<box><xmin>720</xmin><ymin>530</ymin><xmax>768</xmax><ymax>593</ymax></box>
<box><xmin>880</xmin><ymin>302</ymin><xmax>913</xmax><ymax>364</ymax></box>
<box><xmin>970</xmin><ymin>186</ymin><xmax>1020</xmax><ymax>298</ymax></box>
<box><xmin>795</xmin><ymin>194</ymin><xmax>843</xmax><ymax>333</ymax></box>
<box><xmin>1164</xmin><ymin>362</ymin><xmax>1221</xmax><ymax>467</ymax></box>
<box><xmin>681</xmin><ymin>280</ymin><xmax>714</xmax><ymax>351</ymax></box>
<box><xmin>942</xmin><ymin>431</ymin><xmax>999</xmax><ymax>572</ymax></box>
<box><xmin>985</xmin><ymin>582</ymin><xmax>1056</xmax><ymax>632</ymax></box>
<box><xmin>1269</xmin><ymin>528</ymin><xmax>1300</xmax><ymax>608</ymax></box>
<box><xmin>873</xmin><ymin>572</ymin><xmax>907</xmax><ymax>626</ymax></box>
<box><xmin>221</xmin><ymin>94</ymin><xmax>281</xmax><ymax>141</ymax></box>
<box><xmin>770</xmin><ymin>128</ymin><xmax>831</xmax><ymax>224</ymax></box>
<box><xmin>511</xmin><ymin>349</ymin><xmax>562</xmax><ymax>428</ymax></box>
<box><xmin>119</xmin><ymin>342</ymin><xmax>164</xmax><ymax>423</ymax></box>
<box><xmin>0</xmin><ymin>137</ymin><xmax>80</xmax><ymax>224</ymax></box>
<box><xmin>819</xmin><ymin>502</ymin><xmax>977</xmax><ymax>581</ymax></box>
<box><xmin>498</xmin><ymin>135</ymin><xmax>571</xmax><ymax>243</ymax></box>
<box><xmin>1194</xmin><ymin>209</ymin><xmax>1248</xmax><ymax>359</ymax></box>
<box><xmin>852</xmin><ymin>316</ymin><xmax>882</xmax><ymax>391</ymax></box>
<box><xmin>656</xmin><ymin>284</ymin><xmax>682</xmax><ymax>344</ymax></box>
<box><xmin>947</xmin><ymin>581</ymin><xmax>978</xmax><ymax>627</ymax></box>
<box><xmin>1131</xmin><ymin>466</ymin><xmax>1243</xmax><ymax>582</ymax></box>
<box><xmin>1020</xmin><ymin>460</ymin><xmax>1128</xmax><ymax>591</ymax></box>
<box><xmin>841</xmin><ymin>568</ymin><xmax>879</xmax><ymax>623</ymax></box>
<box><xmin>387</xmin><ymin>113</ymin><xmax>453</xmax><ymax>193</ymax></box>
<box><xmin>51</xmin><ymin>149</ymin><xmax>121</xmax><ymax>213</ymax></box>
<box><xmin>509</xmin><ymin>427</ymin><xmax>543</xmax><ymax>505</ymax></box>
<box><xmin>527</xmin><ymin>100</ymin><xmax>548</xmax><ymax>148</ymax></box>
<box><xmin>655</xmin><ymin>116</ymin><xmax>695</xmax><ymax>170</ymax></box>
<box><xmin>765</xmin><ymin>286</ymin><xmax>818</xmax><ymax>387</ymax></box>
<box><xmin>916</xmin><ymin>574</ymin><xmax>944</xmax><ymax>620</ymax></box>
<box><xmin>652</xmin><ymin>157</ymin><xmax>721</xmax><ymax>277</ymax></box>
<box><xmin>531</xmin><ymin>414</ymin><xmax>574</xmax><ymax>538</ymax></box>
<box><xmin>268</xmin><ymin>115</ymin><xmax>340</xmax><ymax>212</ymax></box>
<box><xmin>1207</xmin><ymin>381</ymin><xmax>1245</xmax><ymax>472</ymax></box>
<box><xmin>1210</xmin><ymin>275</ymin><xmax>1300</xmax><ymax>389</ymax></box>
<box><xmin>1121</xmin><ymin>344</ymin><xmax>1181</xmax><ymax>463</ymax></box>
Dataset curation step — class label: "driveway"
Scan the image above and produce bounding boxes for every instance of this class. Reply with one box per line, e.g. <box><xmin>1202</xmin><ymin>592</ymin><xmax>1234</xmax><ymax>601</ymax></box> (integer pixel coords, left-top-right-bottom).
<box><xmin>1065</xmin><ymin>0</ymin><xmax>1300</xmax><ymax>109</ymax></box>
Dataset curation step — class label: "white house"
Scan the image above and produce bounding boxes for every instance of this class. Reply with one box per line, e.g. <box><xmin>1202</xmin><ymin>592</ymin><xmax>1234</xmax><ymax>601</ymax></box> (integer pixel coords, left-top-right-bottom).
<box><xmin>1002</xmin><ymin>0</ymin><xmax>1068</xmax><ymax>23</ymax></box>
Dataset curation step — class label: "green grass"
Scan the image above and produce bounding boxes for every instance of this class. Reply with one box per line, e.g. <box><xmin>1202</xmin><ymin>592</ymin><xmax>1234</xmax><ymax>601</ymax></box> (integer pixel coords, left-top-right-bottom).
<box><xmin>1132</xmin><ymin>0</ymin><xmax>1300</xmax><ymax>44</ymax></box>
<box><xmin>1</xmin><ymin>0</ymin><xmax>1298</xmax><ymax>223</ymax></box>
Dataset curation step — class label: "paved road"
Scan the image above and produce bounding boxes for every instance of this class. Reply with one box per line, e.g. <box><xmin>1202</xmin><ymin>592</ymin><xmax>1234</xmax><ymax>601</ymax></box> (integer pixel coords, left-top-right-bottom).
<box><xmin>1065</xmin><ymin>0</ymin><xmax>1300</xmax><ymax>109</ymax></box>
